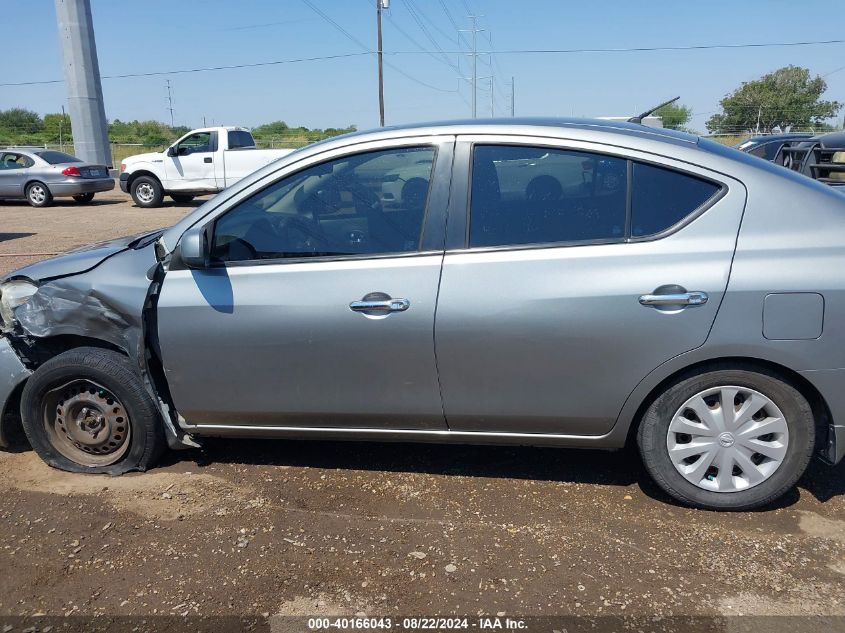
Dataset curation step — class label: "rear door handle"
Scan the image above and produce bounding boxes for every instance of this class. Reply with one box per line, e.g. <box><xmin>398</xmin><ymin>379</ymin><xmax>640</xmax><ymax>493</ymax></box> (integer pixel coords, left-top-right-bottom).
<box><xmin>639</xmin><ymin>291</ymin><xmax>708</xmax><ymax>307</ymax></box>
<box><xmin>349</xmin><ymin>298</ymin><xmax>410</xmax><ymax>313</ymax></box>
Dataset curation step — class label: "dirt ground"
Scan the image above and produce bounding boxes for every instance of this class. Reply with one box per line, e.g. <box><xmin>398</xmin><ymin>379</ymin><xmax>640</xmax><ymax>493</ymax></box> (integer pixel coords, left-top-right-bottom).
<box><xmin>1</xmin><ymin>189</ymin><xmax>845</xmax><ymax>629</ymax></box>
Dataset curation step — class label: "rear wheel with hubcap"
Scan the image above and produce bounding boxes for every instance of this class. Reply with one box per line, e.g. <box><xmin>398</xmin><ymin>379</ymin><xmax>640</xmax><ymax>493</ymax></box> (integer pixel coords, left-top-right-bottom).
<box><xmin>21</xmin><ymin>347</ymin><xmax>166</xmax><ymax>474</ymax></box>
<box><xmin>638</xmin><ymin>367</ymin><xmax>815</xmax><ymax>510</ymax></box>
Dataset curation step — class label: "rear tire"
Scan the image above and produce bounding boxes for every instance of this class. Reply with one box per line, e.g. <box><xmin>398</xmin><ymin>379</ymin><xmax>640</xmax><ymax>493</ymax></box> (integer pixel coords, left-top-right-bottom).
<box><xmin>130</xmin><ymin>176</ymin><xmax>164</xmax><ymax>208</ymax></box>
<box><xmin>170</xmin><ymin>194</ymin><xmax>195</xmax><ymax>204</ymax></box>
<box><xmin>20</xmin><ymin>347</ymin><xmax>166</xmax><ymax>474</ymax></box>
<box><xmin>72</xmin><ymin>192</ymin><xmax>95</xmax><ymax>204</ymax></box>
<box><xmin>637</xmin><ymin>367</ymin><xmax>814</xmax><ymax>511</ymax></box>
<box><xmin>26</xmin><ymin>182</ymin><xmax>53</xmax><ymax>207</ymax></box>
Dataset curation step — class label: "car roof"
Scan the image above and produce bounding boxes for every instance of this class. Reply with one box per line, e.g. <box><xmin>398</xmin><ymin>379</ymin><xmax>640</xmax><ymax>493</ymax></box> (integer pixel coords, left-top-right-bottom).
<box><xmin>2</xmin><ymin>148</ymin><xmax>41</xmax><ymax>156</ymax></box>
<box><xmin>817</xmin><ymin>131</ymin><xmax>845</xmax><ymax>148</ymax></box>
<box><xmin>314</xmin><ymin>117</ymin><xmax>701</xmax><ymax>148</ymax></box>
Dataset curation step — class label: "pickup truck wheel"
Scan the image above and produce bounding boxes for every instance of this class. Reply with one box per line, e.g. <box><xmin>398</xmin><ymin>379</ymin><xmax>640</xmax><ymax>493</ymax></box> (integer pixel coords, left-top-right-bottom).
<box><xmin>131</xmin><ymin>176</ymin><xmax>164</xmax><ymax>208</ymax></box>
<box><xmin>20</xmin><ymin>347</ymin><xmax>166</xmax><ymax>474</ymax></box>
<box><xmin>170</xmin><ymin>194</ymin><xmax>195</xmax><ymax>204</ymax></box>
<box><xmin>637</xmin><ymin>367</ymin><xmax>814</xmax><ymax>511</ymax></box>
<box><xmin>26</xmin><ymin>182</ymin><xmax>53</xmax><ymax>207</ymax></box>
<box><xmin>72</xmin><ymin>192</ymin><xmax>95</xmax><ymax>203</ymax></box>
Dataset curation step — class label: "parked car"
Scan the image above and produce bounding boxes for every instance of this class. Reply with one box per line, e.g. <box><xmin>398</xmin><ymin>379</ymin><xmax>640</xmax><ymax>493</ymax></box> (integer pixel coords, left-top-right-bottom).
<box><xmin>119</xmin><ymin>126</ymin><xmax>294</xmax><ymax>208</ymax></box>
<box><xmin>0</xmin><ymin>148</ymin><xmax>114</xmax><ymax>207</ymax></box>
<box><xmin>735</xmin><ymin>133</ymin><xmax>815</xmax><ymax>162</ymax></box>
<box><xmin>2</xmin><ymin>119</ymin><xmax>844</xmax><ymax>511</ymax></box>
<box><xmin>774</xmin><ymin>130</ymin><xmax>845</xmax><ymax>190</ymax></box>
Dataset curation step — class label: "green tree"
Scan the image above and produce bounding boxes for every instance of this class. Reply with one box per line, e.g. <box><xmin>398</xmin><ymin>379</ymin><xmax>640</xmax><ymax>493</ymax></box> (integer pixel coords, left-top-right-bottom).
<box><xmin>43</xmin><ymin>113</ymin><xmax>73</xmax><ymax>143</ymax></box>
<box><xmin>706</xmin><ymin>66</ymin><xmax>841</xmax><ymax>134</ymax></box>
<box><xmin>0</xmin><ymin>108</ymin><xmax>44</xmax><ymax>135</ymax></box>
<box><xmin>654</xmin><ymin>102</ymin><xmax>692</xmax><ymax>130</ymax></box>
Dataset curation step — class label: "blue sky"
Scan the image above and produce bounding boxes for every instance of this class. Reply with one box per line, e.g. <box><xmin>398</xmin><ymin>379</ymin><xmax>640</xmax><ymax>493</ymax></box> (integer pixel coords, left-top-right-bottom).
<box><xmin>2</xmin><ymin>0</ymin><xmax>843</xmax><ymax>133</ymax></box>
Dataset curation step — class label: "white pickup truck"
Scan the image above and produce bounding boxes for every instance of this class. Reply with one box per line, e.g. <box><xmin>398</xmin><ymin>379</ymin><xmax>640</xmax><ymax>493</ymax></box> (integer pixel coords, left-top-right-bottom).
<box><xmin>119</xmin><ymin>126</ymin><xmax>294</xmax><ymax>208</ymax></box>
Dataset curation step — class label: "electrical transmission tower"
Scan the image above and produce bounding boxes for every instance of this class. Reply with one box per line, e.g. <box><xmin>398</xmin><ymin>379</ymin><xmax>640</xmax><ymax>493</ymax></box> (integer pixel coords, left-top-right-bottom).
<box><xmin>459</xmin><ymin>15</ymin><xmax>485</xmax><ymax>118</ymax></box>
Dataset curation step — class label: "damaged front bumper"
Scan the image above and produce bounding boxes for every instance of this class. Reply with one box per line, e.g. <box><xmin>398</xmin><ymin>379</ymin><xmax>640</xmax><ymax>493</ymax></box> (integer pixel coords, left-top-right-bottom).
<box><xmin>0</xmin><ymin>336</ymin><xmax>31</xmax><ymax>448</ymax></box>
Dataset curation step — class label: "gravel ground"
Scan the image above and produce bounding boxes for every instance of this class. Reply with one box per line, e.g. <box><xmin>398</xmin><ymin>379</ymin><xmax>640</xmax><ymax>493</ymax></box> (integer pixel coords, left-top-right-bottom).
<box><xmin>1</xmin><ymin>189</ymin><xmax>844</xmax><ymax>627</ymax></box>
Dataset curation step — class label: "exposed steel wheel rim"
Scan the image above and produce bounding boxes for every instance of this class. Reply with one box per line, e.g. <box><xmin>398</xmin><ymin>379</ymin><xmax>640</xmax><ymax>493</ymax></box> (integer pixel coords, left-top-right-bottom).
<box><xmin>135</xmin><ymin>182</ymin><xmax>155</xmax><ymax>204</ymax></box>
<box><xmin>42</xmin><ymin>379</ymin><xmax>131</xmax><ymax>467</ymax></box>
<box><xmin>28</xmin><ymin>184</ymin><xmax>47</xmax><ymax>204</ymax></box>
<box><xmin>666</xmin><ymin>385</ymin><xmax>789</xmax><ymax>493</ymax></box>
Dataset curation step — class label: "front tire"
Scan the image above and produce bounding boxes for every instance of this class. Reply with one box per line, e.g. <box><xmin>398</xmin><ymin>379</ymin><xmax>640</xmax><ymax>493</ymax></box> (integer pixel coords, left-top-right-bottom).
<box><xmin>20</xmin><ymin>347</ymin><xmax>166</xmax><ymax>474</ymax></box>
<box><xmin>72</xmin><ymin>192</ymin><xmax>95</xmax><ymax>204</ymax></box>
<box><xmin>130</xmin><ymin>176</ymin><xmax>164</xmax><ymax>208</ymax></box>
<box><xmin>638</xmin><ymin>367</ymin><xmax>814</xmax><ymax>511</ymax></box>
<box><xmin>26</xmin><ymin>182</ymin><xmax>53</xmax><ymax>207</ymax></box>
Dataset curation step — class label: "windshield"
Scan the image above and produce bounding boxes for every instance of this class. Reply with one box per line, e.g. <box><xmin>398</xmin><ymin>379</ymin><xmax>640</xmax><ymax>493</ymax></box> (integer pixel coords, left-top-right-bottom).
<box><xmin>35</xmin><ymin>150</ymin><xmax>83</xmax><ymax>165</ymax></box>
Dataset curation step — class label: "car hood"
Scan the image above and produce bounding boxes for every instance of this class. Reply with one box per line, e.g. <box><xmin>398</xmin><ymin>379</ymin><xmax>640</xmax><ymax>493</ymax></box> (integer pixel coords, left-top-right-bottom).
<box><xmin>123</xmin><ymin>151</ymin><xmax>164</xmax><ymax>165</ymax></box>
<box><xmin>3</xmin><ymin>232</ymin><xmax>149</xmax><ymax>283</ymax></box>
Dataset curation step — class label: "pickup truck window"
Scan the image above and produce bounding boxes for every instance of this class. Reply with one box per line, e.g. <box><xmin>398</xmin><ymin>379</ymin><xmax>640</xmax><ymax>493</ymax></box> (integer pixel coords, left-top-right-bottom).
<box><xmin>228</xmin><ymin>130</ymin><xmax>255</xmax><ymax>149</ymax></box>
<box><xmin>211</xmin><ymin>146</ymin><xmax>436</xmax><ymax>262</ymax></box>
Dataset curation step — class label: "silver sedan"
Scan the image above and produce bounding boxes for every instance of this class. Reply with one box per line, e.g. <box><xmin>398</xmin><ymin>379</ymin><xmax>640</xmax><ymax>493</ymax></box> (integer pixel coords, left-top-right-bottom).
<box><xmin>0</xmin><ymin>148</ymin><xmax>114</xmax><ymax>207</ymax></box>
<box><xmin>1</xmin><ymin>119</ymin><xmax>844</xmax><ymax>511</ymax></box>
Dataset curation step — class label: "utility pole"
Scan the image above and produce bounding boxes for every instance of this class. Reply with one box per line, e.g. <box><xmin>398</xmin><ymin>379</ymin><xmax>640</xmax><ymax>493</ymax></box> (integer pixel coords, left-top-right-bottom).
<box><xmin>376</xmin><ymin>0</ymin><xmax>387</xmax><ymax>127</ymax></box>
<box><xmin>490</xmin><ymin>77</ymin><xmax>494</xmax><ymax>117</ymax></box>
<box><xmin>510</xmin><ymin>76</ymin><xmax>515</xmax><ymax>117</ymax></box>
<box><xmin>459</xmin><ymin>15</ymin><xmax>484</xmax><ymax>118</ymax></box>
<box><xmin>166</xmin><ymin>79</ymin><xmax>175</xmax><ymax>128</ymax></box>
<box><xmin>59</xmin><ymin>105</ymin><xmax>65</xmax><ymax>151</ymax></box>
<box><xmin>54</xmin><ymin>0</ymin><xmax>111</xmax><ymax>166</ymax></box>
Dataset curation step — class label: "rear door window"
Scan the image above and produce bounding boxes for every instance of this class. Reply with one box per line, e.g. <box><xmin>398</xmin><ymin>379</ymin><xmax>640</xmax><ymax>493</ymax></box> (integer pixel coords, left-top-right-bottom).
<box><xmin>0</xmin><ymin>153</ymin><xmax>33</xmax><ymax>169</ymax></box>
<box><xmin>630</xmin><ymin>163</ymin><xmax>721</xmax><ymax>237</ymax></box>
<box><xmin>468</xmin><ymin>144</ymin><xmax>723</xmax><ymax>247</ymax></box>
<box><xmin>469</xmin><ymin>145</ymin><xmax>627</xmax><ymax>247</ymax></box>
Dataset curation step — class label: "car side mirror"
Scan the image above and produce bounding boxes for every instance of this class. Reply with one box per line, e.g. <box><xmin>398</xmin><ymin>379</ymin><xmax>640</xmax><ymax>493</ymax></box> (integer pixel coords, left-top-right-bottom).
<box><xmin>166</xmin><ymin>146</ymin><xmax>177</xmax><ymax>157</ymax></box>
<box><xmin>179</xmin><ymin>225</ymin><xmax>209</xmax><ymax>268</ymax></box>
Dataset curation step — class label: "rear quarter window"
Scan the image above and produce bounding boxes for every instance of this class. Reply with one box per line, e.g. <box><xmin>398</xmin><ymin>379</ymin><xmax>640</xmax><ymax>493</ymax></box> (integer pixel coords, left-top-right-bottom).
<box><xmin>35</xmin><ymin>150</ymin><xmax>82</xmax><ymax>165</ymax></box>
<box><xmin>228</xmin><ymin>131</ymin><xmax>256</xmax><ymax>149</ymax></box>
<box><xmin>630</xmin><ymin>163</ymin><xmax>721</xmax><ymax>237</ymax></box>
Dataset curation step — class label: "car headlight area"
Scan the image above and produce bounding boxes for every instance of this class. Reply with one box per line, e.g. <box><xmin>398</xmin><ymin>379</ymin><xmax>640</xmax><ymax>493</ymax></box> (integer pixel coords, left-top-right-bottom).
<box><xmin>0</xmin><ymin>279</ymin><xmax>39</xmax><ymax>330</ymax></box>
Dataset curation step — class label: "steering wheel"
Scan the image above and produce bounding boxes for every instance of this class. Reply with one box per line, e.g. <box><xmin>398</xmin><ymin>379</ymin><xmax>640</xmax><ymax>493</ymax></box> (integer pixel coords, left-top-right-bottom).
<box><xmin>274</xmin><ymin>214</ymin><xmax>330</xmax><ymax>254</ymax></box>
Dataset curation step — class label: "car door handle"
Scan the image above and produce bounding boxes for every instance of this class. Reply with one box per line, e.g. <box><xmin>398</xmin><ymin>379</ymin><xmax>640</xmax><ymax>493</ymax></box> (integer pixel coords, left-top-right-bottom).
<box><xmin>638</xmin><ymin>291</ymin><xmax>709</xmax><ymax>307</ymax></box>
<box><xmin>204</xmin><ymin>157</ymin><xmax>213</xmax><ymax>163</ymax></box>
<box><xmin>349</xmin><ymin>298</ymin><xmax>410</xmax><ymax>313</ymax></box>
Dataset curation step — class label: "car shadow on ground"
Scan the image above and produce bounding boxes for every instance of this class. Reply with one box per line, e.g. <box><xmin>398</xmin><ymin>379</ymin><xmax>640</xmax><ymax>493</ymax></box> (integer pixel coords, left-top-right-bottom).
<box><xmin>3</xmin><ymin>415</ymin><xmax>842</xmax><ymax>510</ymax></box>
<box><xmin>173</xmin><ymin>436</ymin><xmax>844</xmax><ymax>511</ymax></box>
<box><xmin>0</xmin><ymin>232</ymin><xmax>36</xmax><ymax>244</ymax></box>
<box><xmin>131</xmin><ymin>199</ymin><xmax>207</xmax><ymax>209</ymax></box>
<box><xmin>0</xmin><ymin>199</ymin><xmax>121</xmax><ymax>208</ymax></box>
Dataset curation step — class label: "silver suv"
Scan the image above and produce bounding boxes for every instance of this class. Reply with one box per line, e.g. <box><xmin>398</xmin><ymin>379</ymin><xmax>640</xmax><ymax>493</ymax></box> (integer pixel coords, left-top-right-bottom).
<box><xmin>1</xmin><ymin>119</ymin><xmax>843</xmax><ymax>511</ymax></box>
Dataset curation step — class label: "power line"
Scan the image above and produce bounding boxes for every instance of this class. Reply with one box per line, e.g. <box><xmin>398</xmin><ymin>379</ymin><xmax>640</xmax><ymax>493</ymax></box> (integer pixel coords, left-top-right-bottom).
<box><xmin>0</xmin><ymin>52</ymin><xmax>373</xmax><ymax>87</ymax></box>
<box><xmin>437</xmin><ymin>0</ymin><xmax>470</xmax><ymax>49</ymax></box>
<box><xmin>300</xmin><ymin>0</ymin><xmax>457</xmax><ymax>93</ymax></box>
<box><xmin>402</xmin><ymin>0</ymin><xmax>461</xmax><ymax>72</ymax></box>
<box><xmin>406</xmin><ymin>0</ymin><xmax>460</xmax><ymax>46</ymax></box>
<box><xmin>4</xmin><ymin>37</ymin><xmax>844</xmax><ymax>89</ymax></box>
